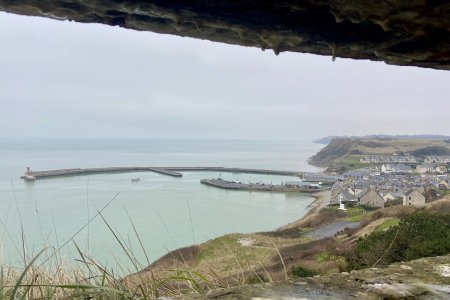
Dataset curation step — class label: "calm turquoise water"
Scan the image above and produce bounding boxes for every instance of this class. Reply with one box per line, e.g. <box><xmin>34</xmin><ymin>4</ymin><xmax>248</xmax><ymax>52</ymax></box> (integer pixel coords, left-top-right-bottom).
<box><xmin>0</xmin><ymin>138</ymin><xmax>322</xmax><ymax>270</ymax></box>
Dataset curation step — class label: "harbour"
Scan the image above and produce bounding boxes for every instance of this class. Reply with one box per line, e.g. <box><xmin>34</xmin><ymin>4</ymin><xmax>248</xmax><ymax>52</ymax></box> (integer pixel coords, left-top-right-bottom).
<box><xmin>21</xmin><ymin>166</ymin><xmax>335</xmax><ymax>182</ymax></box>
<box><xmin>2</xmin><ymin>138</ymin><xmax>324</xmax><ymax>267</ymax></box>
<box><xmin>21</xmin><ymin>167</ymin><xmax>335</xmax><ymax>195</ymax></box>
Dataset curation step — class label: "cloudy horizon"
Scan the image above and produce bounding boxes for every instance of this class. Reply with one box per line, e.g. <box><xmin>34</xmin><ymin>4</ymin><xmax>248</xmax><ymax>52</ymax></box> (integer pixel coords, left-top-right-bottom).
<box><xmin>1</xmin><ymin>12</ymin><xmax>449</xmax><ymax>140</ymax></box>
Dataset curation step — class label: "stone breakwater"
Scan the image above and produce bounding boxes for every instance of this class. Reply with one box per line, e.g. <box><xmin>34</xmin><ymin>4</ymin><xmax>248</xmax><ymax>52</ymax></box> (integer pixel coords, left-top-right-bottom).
<box><xmin>21</xmin><ymin>166</ymin><xmax>335</xmax><ymax>181</ymax></box>
<box><xmin>21</xmin><ymin>167</ymin><xmax>183</xmax><ymax>179</ymax></box>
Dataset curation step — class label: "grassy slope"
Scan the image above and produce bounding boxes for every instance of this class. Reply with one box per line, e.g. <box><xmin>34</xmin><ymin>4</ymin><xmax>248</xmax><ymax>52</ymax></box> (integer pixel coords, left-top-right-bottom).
<box><xmin>5</xmin><ymin>197</ymin><xmax>448</xmax><ymax>299</ymax></box>
<box><xmin>134</xmin><ymin>196</ymin><xmax>450</xmax><ymax>290</ymax></box>
<box><xmin>355</xmin><ymin>139</ymin><xmax>449</xmax><ymax>154</ymax></box>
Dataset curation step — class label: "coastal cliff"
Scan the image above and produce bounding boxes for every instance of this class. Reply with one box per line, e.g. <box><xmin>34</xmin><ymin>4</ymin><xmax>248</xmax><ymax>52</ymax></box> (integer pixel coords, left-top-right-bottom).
<box><xmin>309</xmin><ymin>137</ymin><xmax>450</xmax><ymax>172</ymax></box>
<box><xmin>308</xmin><ymin>138</ymin><xmax>357</xmax><ymax>167</ymax></box>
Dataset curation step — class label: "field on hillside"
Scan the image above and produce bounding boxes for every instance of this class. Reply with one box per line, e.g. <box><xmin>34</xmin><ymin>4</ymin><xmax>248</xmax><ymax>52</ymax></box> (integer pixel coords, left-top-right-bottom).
<box><xmin>309</xmin><ymin>137</ymin><xmax>450</xmax><ymax>172</ymax></box>
<box><xmin>353</xmin><ymin>138</ymin><xmax>450</xmax><ymax>155</ymax></box>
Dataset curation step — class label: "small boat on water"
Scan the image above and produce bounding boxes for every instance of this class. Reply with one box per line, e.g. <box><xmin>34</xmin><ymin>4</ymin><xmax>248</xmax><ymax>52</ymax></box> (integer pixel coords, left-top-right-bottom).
<box><xmin>131</xmin><ymin>177</ymin><xmax>141</xmax><ymax>182</ymax></box>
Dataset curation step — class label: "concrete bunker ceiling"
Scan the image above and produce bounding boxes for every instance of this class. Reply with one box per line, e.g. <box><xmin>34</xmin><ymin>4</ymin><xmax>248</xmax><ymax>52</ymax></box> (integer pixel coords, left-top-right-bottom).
<box><xmin>0</xmin><ymin>0</ymin><xmax>449</xmax><ymax>70</ymax></box>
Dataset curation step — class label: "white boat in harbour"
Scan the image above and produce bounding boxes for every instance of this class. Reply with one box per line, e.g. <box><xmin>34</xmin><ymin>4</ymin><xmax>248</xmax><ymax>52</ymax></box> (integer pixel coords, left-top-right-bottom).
<box><xmin>131</xmin><ymin>177</ymin><xmax>141</xmax><ymax>182</ymax></box>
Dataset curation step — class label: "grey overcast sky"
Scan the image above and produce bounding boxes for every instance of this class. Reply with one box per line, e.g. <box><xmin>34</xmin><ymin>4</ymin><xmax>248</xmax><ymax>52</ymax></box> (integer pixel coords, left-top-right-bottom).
<box><xmin>0</xmin><ymin>12</ymin><xmax>449</xmax><ymax>140</ymax></box>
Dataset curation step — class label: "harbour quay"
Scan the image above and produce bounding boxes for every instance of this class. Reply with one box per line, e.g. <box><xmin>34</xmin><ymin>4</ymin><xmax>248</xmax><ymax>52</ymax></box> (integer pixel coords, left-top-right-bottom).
<box><xmin>200</xmin><ymin>178</ymin><xmax>330</xmax><ymax>193</ymax></box>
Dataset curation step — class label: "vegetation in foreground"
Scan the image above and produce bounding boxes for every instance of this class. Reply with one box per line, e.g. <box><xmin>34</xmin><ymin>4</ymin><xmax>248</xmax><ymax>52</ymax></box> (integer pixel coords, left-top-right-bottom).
<box><xmin>348</xmin><ymin>210</ymin><xmax>450</xmax><ymax>269</ymax></box>
<box><xmin>2</xmin><ymin>197</ymin><xmax>450</xmax><ymax>299</ymax></box>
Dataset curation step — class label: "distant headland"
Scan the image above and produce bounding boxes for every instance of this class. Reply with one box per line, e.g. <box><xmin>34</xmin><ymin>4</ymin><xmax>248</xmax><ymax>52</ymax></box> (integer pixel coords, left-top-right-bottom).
<box><xmin>314</xmin><ymin>134</ymin><xmax>450</xmax><ymax>145</ymax></box>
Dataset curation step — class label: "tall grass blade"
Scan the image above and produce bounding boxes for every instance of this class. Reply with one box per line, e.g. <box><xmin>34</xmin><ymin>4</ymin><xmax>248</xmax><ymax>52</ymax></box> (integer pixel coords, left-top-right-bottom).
<box><xmin>138</xmin><ymin>285</ymin><xmax>148</xmax><ymax>300</ymax></box>
<box><xmin>86</xmin><ymin>179</ymin><xmax>90</xmax><ymax>251</ymax></box>
<box><xmin>271</xmin><ymin>242</ymin><xmax>288</xmax><ymax>280</ymax></box>
<box><xmin>97</xmin><ymin>210</ymin><xmax>140</xmax><ymax>272</ymax></box>
<box><xmin>258</xmin><ymin>262</ymin><xmax>273</xmax><ymax>283</ymax></box>
<box><xmin>186</xmin><ymin>200</ymin><xmax>196</xmax><ymax>245</ymax></box>
<box><xmin>0</xmin><ymin>224</ymin><xmax>21</xmax><ymax>261</ymax></box>
<box><xmin>10</xmin><ymin>179</ymin><xmax>27</xmax><ymax>266</ymax></box>
<box><xmin>125</xmin><ymin>208</ymin><xmax>150</xmax><ymax>267</ymax></box>
<box><xmin>156</xmin><ymin>213</ymin><xmax>186</xmax><ymax>264</ymax></box>
<box><xmin>101</xmin><ymin>270</ymin><xmax>106</xmax><ymax>287</ymax></box>
<box><xmin>0</xmin><ymin>266</ymin><xmax>4</xmax><ymax>300</ymax></box>
<box><xmin>17</xmin><ymin>283</ymin><xmax>32</xmax><ymax>300</ymax></box>
<box><xmin>9</xmin><ymin>248</ymin><xmax>46</xmax><ymax>300</ymax></box>
<box><xmin>37</xmin><ymin>192</ymin><xmax>120</xmax><ymax>268</ymax></box>
<box><xmin>73</xmin><ymin>242</ymin><xmax>95</xmax><ymax>284</ymax></box>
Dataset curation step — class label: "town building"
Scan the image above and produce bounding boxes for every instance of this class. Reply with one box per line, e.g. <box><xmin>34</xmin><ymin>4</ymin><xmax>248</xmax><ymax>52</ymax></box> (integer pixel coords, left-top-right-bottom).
<box><xmin>436</xmin><ymin>165</ymin><xmax>448</xmax><ymax>174</ymax></box>
<box><xmin>439</xmin><ymin>179</ymin><xmax>448</xmax><ymax>190</ymax></box>
<box><xmin>331</xmin><ymin>186</ymin><xmax>356</xmax><ymax>204</ymax></box>
<box><xmin>416</xmin><ymin>164</ymin><xmax>436</xmax><ymax>173</ymax></box>
<box><xmin>424</xmin><ymin>156</ymin><xmax>450</xmax><ymax>164</ymax></box>
<box><xmin>284</xmin><ymin>181</ymin><xmax>321</xmax><ymax>190</ymax></box>
<box><xmin>381</xmin><ymin>192</ymin><xmax>396</xmax><ymax>201</ymax></box>
<box><xmin>360</xmin><ymin>155</ymin><xmax>418</xmax><ymax>164</ymax></box>
<box><xmin>403</xmin><ymin>189</ymin><xmax>425</xmax><ymax>207</ymax></box>
<box><xmin>359</xmin><ymin>188</ymin><xmax>384</xmax><ymax>208</ymax></box>
<box><xmin>381</xmin><ymin>164</ymin><xmax>413</xmax><ymax>174</ymax></box>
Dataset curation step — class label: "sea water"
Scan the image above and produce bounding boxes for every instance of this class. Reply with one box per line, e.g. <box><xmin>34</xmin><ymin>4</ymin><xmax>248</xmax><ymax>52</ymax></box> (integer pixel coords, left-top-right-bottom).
<box><xmin>0</xmin><ymin>138</ymin><xmax>322</xmax><ymax>270</ymax></box>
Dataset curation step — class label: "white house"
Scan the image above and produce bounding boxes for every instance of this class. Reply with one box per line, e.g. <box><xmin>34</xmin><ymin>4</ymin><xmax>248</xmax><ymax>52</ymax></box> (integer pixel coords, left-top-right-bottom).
<box><xmin>382</xmin><ymin>192</ymin><xmax>396</xmax><ymax>201</ymax></box>
<box><xmin>381</xmin><ymin>164</ymin><xmax>412</xmax><ymax>174</ymax></box>
<box><xmin>416</xmin><ymin>164</ymin><xmax>436</xmax><ymax>173</ymax></box>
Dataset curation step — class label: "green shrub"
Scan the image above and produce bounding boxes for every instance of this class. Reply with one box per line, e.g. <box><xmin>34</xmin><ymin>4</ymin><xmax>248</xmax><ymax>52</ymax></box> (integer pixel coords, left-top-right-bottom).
<box><xmin>291</xmin><ymin>266</ymin><xmax>315</xmax><ymax>278</ymax></box>
<box><xmin>349</xmin><ymin>211</ymin><xmax>450</xmax><ymax>268</ymax></box>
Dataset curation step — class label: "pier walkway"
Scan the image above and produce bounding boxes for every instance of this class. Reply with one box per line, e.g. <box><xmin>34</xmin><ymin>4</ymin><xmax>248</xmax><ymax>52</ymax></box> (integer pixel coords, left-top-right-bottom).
<box><xmin>21</xmin><ymin>167</ymin><xmax>183</xmax><ymax>179</ymax></box>
<box><xmin>165</xmin><ymin>167</ymin><xmax>301</xmax><ymax>176</ymax></box>
<box><xmin>21</xmin><ymin>166</ymin><xmax>336</xmax><ymax>182</ymax></box>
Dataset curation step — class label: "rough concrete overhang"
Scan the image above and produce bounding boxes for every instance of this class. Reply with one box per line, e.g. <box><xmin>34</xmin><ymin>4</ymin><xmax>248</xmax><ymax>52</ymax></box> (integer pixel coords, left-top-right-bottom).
<box><xmin>1</xmin><ymin>1</ymin><xmax>450</xmax><ymax>70</ymax></box>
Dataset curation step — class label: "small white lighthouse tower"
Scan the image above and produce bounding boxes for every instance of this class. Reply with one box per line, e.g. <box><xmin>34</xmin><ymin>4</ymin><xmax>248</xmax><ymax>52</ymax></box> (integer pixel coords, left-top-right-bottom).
<box><xmin>24</xmin><ymin>167</ymin><xmax>36</xmax><ymax>181</ymax></box>
<box><xmin>338</xmin><ymin>194</ymin><xmax>347</xmax><ymax>211</ymax></box>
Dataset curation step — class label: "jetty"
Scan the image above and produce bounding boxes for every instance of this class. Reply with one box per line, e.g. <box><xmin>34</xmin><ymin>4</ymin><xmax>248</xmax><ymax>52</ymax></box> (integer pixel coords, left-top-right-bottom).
<box><xmin>164</xmin><ymin>167</ymin><xmax>301</xmax><ymax>176</ymax></box>
<box><xmin>20</xmin><ymin>166</ymin><xmax>337</xmax><ymax>183</ymax></box>
<box><xmin>21</xmin><ymin>167</ymin><xmax>183</xmax><ymax>179</ymax></box>
<box><xmin>200</xmin><ymin>178</ymin><xmax>330</xmax><ymax>193</ymax></box>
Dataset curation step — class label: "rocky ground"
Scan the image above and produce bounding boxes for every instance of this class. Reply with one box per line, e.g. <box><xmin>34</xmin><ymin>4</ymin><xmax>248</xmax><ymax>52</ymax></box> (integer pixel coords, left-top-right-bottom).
<box><xmin>172</xmin><ymin>255</ymin><xmax>450</xmax><ymax>299</ymax></box>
